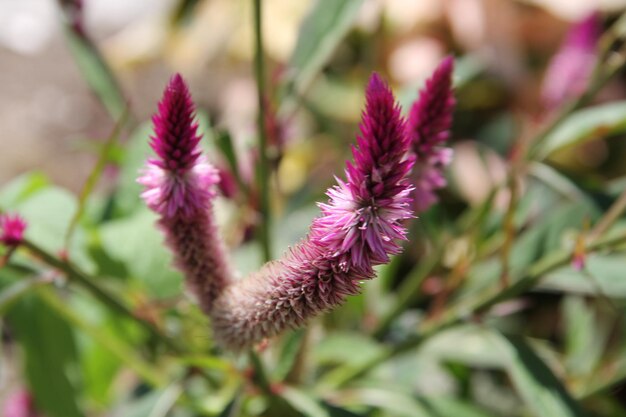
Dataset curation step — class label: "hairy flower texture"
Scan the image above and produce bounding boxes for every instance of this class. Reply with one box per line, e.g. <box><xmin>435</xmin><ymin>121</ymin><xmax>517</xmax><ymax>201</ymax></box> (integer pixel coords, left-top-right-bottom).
<box><xmin>0</xmin><ymin>213</ymin><xmax>27</xmax><ymax>247</ymax></box>
<box><xmin>210</xmin><ymin>74</ymin><xmax>413</xmax><ymax>350</ymax></box>
<box><xmin>407</xmin><ymin>56</ymin><xmax>456</xmax><ymax>212</ymax></box>
<box><xmin>542</xmin><ymin>13</ymin><xmax>600</xmax><ymax>110</ymax></box>
<box><xmin>138</xmin><ymin>74</ymin><xmax>232</xmax><ymax>313</ymax></box>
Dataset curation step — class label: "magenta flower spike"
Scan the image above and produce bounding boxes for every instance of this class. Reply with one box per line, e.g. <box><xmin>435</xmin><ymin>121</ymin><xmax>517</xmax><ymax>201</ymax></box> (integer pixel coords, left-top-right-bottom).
<box><xmin>542</xmin><ymin>13</ymin><xmax>601</xmax><ymax>110</ymax></box>
<box><xmin>210</xmin><ymin>73</ymin><xmax>414</xmax><ymax>349</ymax></box>
<box><xmin>407</xmin><ymin>56</ymin><xmax>456</xmax><ymax>212</ymax></box>
<box><xmin>3</xmin><ymin>389</ymin><xmax>40</xmax><ymax>417</ymax></box>
<box><xmin>138</xmin><ymin>74</ymin><xmax>232</xmax><ymax>313</ymax></box>
<box><xmin>0</xmin><ymin>213</ymin><xmax>27</xmax><ymax>247</ymax></box>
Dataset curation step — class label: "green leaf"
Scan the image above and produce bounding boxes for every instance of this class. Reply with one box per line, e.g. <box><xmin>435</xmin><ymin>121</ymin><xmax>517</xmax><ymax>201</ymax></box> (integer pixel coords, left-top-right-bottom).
<box><xmin>313</xmin><ymin>332</ymin><xmax>385</xmax><ymax>367</ymax></box>
<box><xmin>0</xmin><ymin>278</ymin><xmax>48</xmax><ymax>316</ymax></box>
<box><xmin>65</xmin><ymin>110</ymin><xmax>128</xmax><ymax>248</ymax></box>
<box><xmin>496</xmin><ymin>334</ymin><xmax>587</xmax><ymax>417</ymax></box>
<box><xmin>541</xmin><ymin>254</ymin><xmax>626</xmax><ymax>296</ymax></box>
<box><xmin>7</xmin><ymin>294</ymin><xmax>84</xmax><ymax>417</ymax></box>
<box><xmin>63</xmin><ymin>27</ymin><xmax>127</xmax><ymax>121</ymax></box>
<box><xmin>114</xmin><ymin>123</ymin><xmax>152</xmax><ymax>216</ymax></box>
<box><xmin>562</xmin><ymin>296</ymin><xmax>609</xmax><ymax>378</ymax></box>
<box><xmin>217</xmin><ymin>391</ymin><xmax>243</xmax><ymax>417</ymax></box>
<box><xmin>537</xmin><ymin>101</ymin><xmax>626</xmax><ymax>159</ymax></box>
<box><xmin>281</xmin><ymin>388</ymin><xmax>363</xmax><ymax>417</ymax></box>
<box><xmin>281</xmin><ymin>0</ymin><xmax>364</xmax><ymax>115</ymax></box>
<box><xmin>422</xmin><ymin>397</ymin><xmax>496</xmax><ymax>417</ymax></box>
<box><xmin>0</xmin><ymin>172</ymin><xmax>50</xmax><ymax>208</ymax></box>
<box><xmin>339</xmin><ymin>387</ymin><xmax>431</xmax><ymax>417</ymax></box>
<box><xmin>274</xmin><ymin>329</ymin><xmax>307</xmax><ymax>380</ymax></box>
<box><xmin>99</xmin><ymin>209</ymin><xmax>181</xmax><ymax>298</ymax></box>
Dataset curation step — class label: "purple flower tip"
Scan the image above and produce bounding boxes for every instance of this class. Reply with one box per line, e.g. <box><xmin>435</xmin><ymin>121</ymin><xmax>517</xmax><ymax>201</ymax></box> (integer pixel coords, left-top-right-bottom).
<box><xmin>0</xmin><ymin>213</ymin><xmax>27</xmax><ymax>247</ymax></box>
<box><xmin>407</xmin><ymin>57</ymin><xmax>456</xmax><ymax>212</ymax></box>
<box><xmin>542</xmin><ymin>13</ymin><xmax>601</xmax><ymax>109</ymax></box>
<box><xmin>3</xmin><ymin>389</ymin><xmax>39</xmax><ymax>417</ymax></box>
<box><xmin>310</xmin><ymin>72</ymin><xmax>414</xmax><ymax>272</ymax></box>
<box><xmin>408</xmin><ymin>56</ymin><xmax>455</xmax><ymax>157</ymax></box>
<box><xmin>138</xmin><ymin>74</ymin><xmax>219</xmax><ymax>219</ymax></box>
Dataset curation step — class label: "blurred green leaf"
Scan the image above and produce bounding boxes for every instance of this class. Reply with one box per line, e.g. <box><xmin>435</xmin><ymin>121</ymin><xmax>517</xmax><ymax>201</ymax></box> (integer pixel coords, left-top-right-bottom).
<box><xmin>274</xmin><ymin>329</ymin><xmax>306</xmax><ymax>381</ymax></box>
<box><xmin>99</xmin><ymin>209</ymin><xmax>181</xmax><ymax>298</ymax></box>
<box><xmin>281</xmin><ymin>0</ymin><xmax>364</xmax><ymax>115</ymax></box>
<box><xmin>8</xmin><ymin>294</ymin><xmax>83</xmax><ymax>417</ymax></box>
<box><xmin>562</xmin><ymin>296</ymin><xmax>609</xmax><ymax>378</ymax></box>
<box><xmin>496</xmin><ymin>334</ymin><xmax>586</xmax><ymax>417</ymax></box>
<box><xmin>114</xmin><ymin>123</ymin><xmax>152</xmax><ymax>216</ymax></box>
<box><xmin>314</xmin><ymin>332</ymin><xmax>384</xmax><ymax>367</ymax></box>
<box><xmin>0</xmin><ymin>278</ymin><xmax>48</xmax><ymax>316</ymax></box>
<box><xmin>171</xmin><ymin>0</ymin><xmax>203</xmax><ymax>25</ymax></box>
<box><xmin>422</xmin><ymin>397</ymin><xmax>496</xmax><ymax>417</ymax></box>
<box><xmin>537</xmin><ymin>101</ymin><xmax>626</xmax><ymax>159</ymax></box>
<box><xmin>65</xmin><ymin>110</ymin><xmax>128</xmax><ymax>248</ymax></box>
<box><xmin>340</xmin><ymin>387</ymin><xmax>431</xmax><ymax>417</ymax></box>
<box><xmin>540</xmin><ymin>254</ymin><xmax>626</xmax><ymax>295</ymax></box>
<box><xmin>63</xmin><ymin>27</ymin><xmax>127</xmax><ymax>121</ymax></box>
<box><xmin>216</xmin><ymin>130</ymin><xmax>245</xmax><ymax>190</ymax></box>
<box><xmin>0</xmin><ymin>172</ymin><xmax>50</xmax><ymax>208</ymax></box>
<box><xmin>39</xmin><ymin>288</ymin><xmax>164</xmax><ymax>387</ymax></box>
<box><xmin>281</xmin><ymin>387</ymin><xmax>363</xmax><ymax>417</ymax></box>
<box><xmin>217</xmin><ymin>391</ymin><xmax>243</xmax><ymax>417</ymax></box>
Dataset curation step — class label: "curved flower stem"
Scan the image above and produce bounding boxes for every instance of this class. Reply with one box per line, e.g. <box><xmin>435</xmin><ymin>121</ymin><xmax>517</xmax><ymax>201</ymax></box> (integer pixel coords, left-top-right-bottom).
<box><xmin>254</xmin><ymin>0</ymin><xmax>272</xmax><ymax>262</ymax></box>
<box><xmin>322</xmin><ymin>227</ymin><xmax>626</xmax><ymax>389</ymax></box>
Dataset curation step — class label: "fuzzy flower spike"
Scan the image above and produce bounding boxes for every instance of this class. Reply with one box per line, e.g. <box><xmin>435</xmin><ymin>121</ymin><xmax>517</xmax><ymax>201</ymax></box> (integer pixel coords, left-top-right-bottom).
<box><xmin>542</xmin><ymin>13</ymin><xmax>600</xmax><ymax>110</ymax></box>
<box><xmin>138</xmin><ymin>74</ymin><xmax>232</xmax><ymax>313</ymax></box>
<box><xmin>407</xmin><ymin>56</ymin><xmax>456</xmax><ymax>212</ymax></box>
<box><xmin>210</xmin><ymin>73</ymin><xmax>414</xmax><ymax>350</ymax></box>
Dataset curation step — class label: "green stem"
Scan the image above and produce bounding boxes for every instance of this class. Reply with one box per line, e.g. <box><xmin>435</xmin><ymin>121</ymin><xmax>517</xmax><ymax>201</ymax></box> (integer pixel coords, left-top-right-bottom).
<box><xmin>253</xmin><ymin>0</ymin><xmax>272</xmax><ymax>263</ymax></box>
<box><xmin>322</xmin><ymin>228</ymin><xmax>626</xmax><ymax>388</ymax></box>
<box><xmin>22</xmin><ymin>239</ymin><xmax>184</xmax><ymax>354</ymax></box>
<box><xmin>372</xmin><ymin>251</ymin><xmax>440</xmax><ymax>339</ymax></box>
<box><xmin>37</xmin><ymin>286</ymin><xmax>165</xmax><ymax>387</ymax></box>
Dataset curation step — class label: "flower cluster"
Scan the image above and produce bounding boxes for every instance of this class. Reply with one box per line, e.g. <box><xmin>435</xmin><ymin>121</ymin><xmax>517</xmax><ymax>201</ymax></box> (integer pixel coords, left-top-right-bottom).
<box><xmin>210</xmin><ymin>74</ymin><xmax>414</xmax><ymax>349</ymax></box>
<box><xmin>407</xmin><ymin>56</ymin><xmax>456</xmax><ymax>212</ymax></box>
<box><xmin>140</xmin><ymin>65</ymin><xmax>455</xmax><ymax>350</ymax></box>
<box><xmin>0</xmin><ymin>213</ymin><xmax>27</xmax><ymax>247</ymax></box>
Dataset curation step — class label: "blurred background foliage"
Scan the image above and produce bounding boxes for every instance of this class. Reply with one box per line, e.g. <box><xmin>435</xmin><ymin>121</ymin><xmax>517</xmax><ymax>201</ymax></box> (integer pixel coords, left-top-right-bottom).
<box><xmin>3</xmin><ymin>0</ymin><xmax>626</xmax><ymax>416</ymax></box>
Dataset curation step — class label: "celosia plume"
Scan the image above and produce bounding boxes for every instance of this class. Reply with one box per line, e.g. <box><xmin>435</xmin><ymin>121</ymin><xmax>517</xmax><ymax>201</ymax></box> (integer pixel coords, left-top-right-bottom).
<box><xmin>210</xmin><ymin>73</ymin><xmax>413</xmax><ymax>349</ymax></box>
<box><xmin>138</xmin><ymin>74</ymin><xmax>232</xmax><ymax>313</ymax></box>
<box><xmin>542</xmin><ymin>13</ymin><xmax>600</xmax><ymax>110</ymax></box>
<box><xmin>407</xmin><ymin>56</ymin><xmax>456</xmax><ymax>212</ymax></box>
<box><xmin>3</xmin><ymin>389</ymin><xmax>40</xmax><ymax>417</ymax></box>
<box><xmin>0</xmin><ymin>213</ymin><xmax>27</xmax><ymax>247</ymax></box>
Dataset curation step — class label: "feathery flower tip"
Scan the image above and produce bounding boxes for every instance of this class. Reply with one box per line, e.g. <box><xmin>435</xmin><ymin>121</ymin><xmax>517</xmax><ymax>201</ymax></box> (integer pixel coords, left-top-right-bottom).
<box><xmin>0</xmin><ymin>214</ymin><xmax>27</xmax><ymax>246</ymax></box>
<box><xmin>139</xmin><ymin>74</ymin><xmax>219</xmax><ymax>218</ymax></box>
<box><xmin>542</xmin><ymin>13</ymin><xmax>601</xmax><ymax>109</ymax></box>
<box><xmin>310</xmin><ymin>72</ymin><xmax>413</xmax><ymax>271</ymax></box>
<box><xmin>407</xmin><ymin>57</ymin><xmax>456</xmax><ymax>213</ymax></box>
<box><xmin>408</xmin><ymin>56</ymin><xmax>455</xmax><ymax>156</ymax></box>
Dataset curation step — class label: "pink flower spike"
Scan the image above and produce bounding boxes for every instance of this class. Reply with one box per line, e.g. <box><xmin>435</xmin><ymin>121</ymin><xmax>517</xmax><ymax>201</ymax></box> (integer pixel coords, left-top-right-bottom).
<box><xmin>138</xmin><ymin>74</ymin><xmax>232</xmax><ymax>313</ymax></box>
<box><xmin>407</xmin><ymin>56</ymin><xmax>456</xmax><ymax>212</ymax></box>
<box><xmin>0</xmin><ymin>213</ymin><xmax>27</xmax><ymax>247</ymax></box>
<box><xmin>310</xmin><ymin>72</ymin><xmax>414</xmax><ymax>271</ymax></box>
<box><xmin>138</xmin><ymin>74</ymin><xmax>219</xmax><ymax>220</ymax></box>
<box><xmin>210</xmin><ymin>73</ymin><xmax>414</xmax><ymax>349</ymax></box>
<box><xmin>3</xmin><ymin>389</ymin><xmax>39</xmax><ymax>417</ymax></box>
<box><xmin>542</xmin><ymin>13</ymin><xmax>601</xmax><ymax>110</ymax></box>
